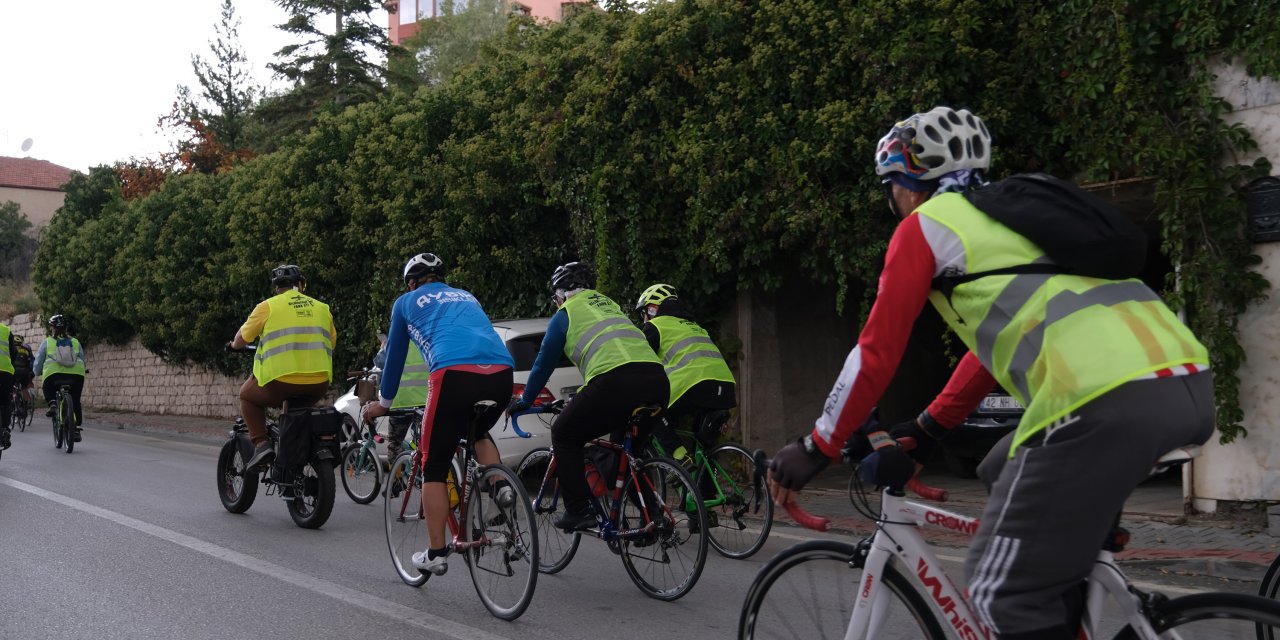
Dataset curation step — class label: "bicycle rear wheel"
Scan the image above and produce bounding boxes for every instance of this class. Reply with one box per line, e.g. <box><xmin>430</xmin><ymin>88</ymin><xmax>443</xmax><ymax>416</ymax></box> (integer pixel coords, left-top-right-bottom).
<box><xmin>340</xmin><ymin>442</ymin><xmax>383</xmax><ymax>504</ymax></box>
<box><xmin>59</xmin><ymin>393</ymin><xmax>74</xmax><ymax>454</ymax></box>
<box><xmin>287</xmin><ymin>459</ymin><xmax>335</xmax><ymax>529</ymax></box>
<box><xmin>384</xmin><ymin>453</ymin><xmax>429</xmax><ymax>587</ymax></box>
<box><xmin>1110</xmin><ymin>591</ymin><xmax>1280</xmax><ymax>639</ymax></box>
<box><xmin>52</xmin><ymin>410</ymin><xmax>62</xmax><ymax>449</ymax></box>
<box><xmin>619</xmin><ymin>457</ymin><xmax>709</xmax><ymax>601</ymax></box>
<box><xmin>699</xmin><ymin>443</ymin><xmax>772</xmax><ymax>559</ymax></box>
<box><xmin>515</xmin><ymin>447</ymin><xmax>580</xmax><ymax>574</ymax></box>
<box><xmin>739</xmin><ymin>539</ymin><xmax>946</xmax><ymax>640</ymax></box>
<box><xmin>464</xmin><ymin>464</ymin><xmax>539</xmax><ymax>620</ymax></box>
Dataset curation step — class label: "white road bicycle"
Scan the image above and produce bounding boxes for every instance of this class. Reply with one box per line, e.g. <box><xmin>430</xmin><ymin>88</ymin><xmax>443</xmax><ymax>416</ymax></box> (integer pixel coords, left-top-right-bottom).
<box><xmin>740</xmin><ymin>445</ymin><xmax>1280</xmax><ymax>639</ymax></box>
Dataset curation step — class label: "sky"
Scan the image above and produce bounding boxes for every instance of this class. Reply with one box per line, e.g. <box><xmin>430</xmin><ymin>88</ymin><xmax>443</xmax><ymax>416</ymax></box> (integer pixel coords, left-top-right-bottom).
<box><xmin>0</xmin><ymin>0</ymin><xmax>388</xmax><ymax>173</ymax></box>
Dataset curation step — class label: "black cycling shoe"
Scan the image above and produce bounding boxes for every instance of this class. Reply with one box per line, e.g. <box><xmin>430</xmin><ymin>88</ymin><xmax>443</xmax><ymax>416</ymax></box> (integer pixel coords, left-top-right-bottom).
<box><xmin>553</xmin><ymin>505</ymin><xmax>598</xmax><ymax>532</ymax></box>
<box><xmin>0</xmin><ymin>429</ymin><xmax>11</xmax><ymax>450</ymax></box>
<box><xmin>73</xmin><ymin>428</ymin><xmax>83</xmax><ymax>442</ymax></box>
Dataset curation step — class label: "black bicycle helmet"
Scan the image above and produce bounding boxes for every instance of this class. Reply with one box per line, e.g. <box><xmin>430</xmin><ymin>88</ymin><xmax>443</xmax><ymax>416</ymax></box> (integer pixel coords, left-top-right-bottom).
<box><xmin>549</xmin><ymin>261</ymin><xmax>594</xmax><ymax>292</ymax></box>
<box><xmin>402</xmin><ymin>253</ymin><xmax>445</xmax><ymax>286</ymax></box>
<box><xmin>48</xmin><ymin>314</ymin><xmax>68</xmax><ymax>330</ymax></box>
<box><xmin>271</xmin><ymin>264</ymin><xmax>304</xmax><ymax>288</ymax></box>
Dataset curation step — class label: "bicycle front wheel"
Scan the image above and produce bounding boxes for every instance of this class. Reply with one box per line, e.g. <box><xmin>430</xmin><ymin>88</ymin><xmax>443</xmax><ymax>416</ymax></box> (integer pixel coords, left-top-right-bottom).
<box><xmin>340</xmin><ymin>442</ymin><xmax>383</xmax><ymax>504</ymax></box>
<box><xmin>515</xmin><ymin>447</ymin><xmax>580</xmax><ymax>574</ymax></box>
<box><xmin>739</xmin><ymin>539</ymin><xmax>946</xmax><ymax>640</ymax></box>
<box><xmin>52</xmin><ymin>410</ymin><xmax>62</xmax><ymax>449</ymax></box>
<box><xmin>619</xmin><ymin>456</ymin><xmax>709</xmax><ymax>601</ymax></box>
<box><xmin>1260</xmin><ymin>553</ymin><xmax>1280</xmax><ymax>640</ymax></box>
<box><xmin>699</xmin><ymin>443</ymin><xmax>773</xmax><ymax>559</ymax></box>
<box><xmin>384</xmin><ymin>453</ymin><xmax>429</xmax><ymax>587</ymax></box>
<box><xmin>464</xmin><ymin>464</ymin><xmax>539</xmax><ymax>621</ymax></box>
<box><xmin>1109</xmin><ymin>591</ymin><xmax>1280</xmax><ymax>639</ymax></box>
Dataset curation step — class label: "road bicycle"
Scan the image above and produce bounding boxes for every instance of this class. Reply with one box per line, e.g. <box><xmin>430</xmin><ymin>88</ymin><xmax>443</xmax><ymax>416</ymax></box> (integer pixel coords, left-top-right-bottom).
<box><xmin>647</xmin><ymin>410</ymin><xmax>773</xmax><ymax>559</ymax></box>
<box><xmin>740</xmin><ymin>444</ymin><xmax>1280</xmax><ymax>639</ymax></box>
<box><xmin>10</xmin><ymin>382</ymin><xmax>32</xmax><ymax>432</ymax></box>
<box><xmin>512</xmin><ymin>401</ymin><xmax>710</xmax><ymax>601</ymax></box>
<box><xmin>383</xmin><ymin>400</ymin><xmax>539</xmax><ymax>621</ymax></box>
<box><xmin>50</xmin><ymin>382</ymin><xmax>75</xmax><ymax>454</ymax></box>
<box><xmin>340</xmin><ymin>408</ymin><xmax>422</xmax><ymax>504</ymax></box>
<box><xmin>1257</xmin><ymin>552</ymin><xmax>1280</xmax><ymax>639</ymax></box>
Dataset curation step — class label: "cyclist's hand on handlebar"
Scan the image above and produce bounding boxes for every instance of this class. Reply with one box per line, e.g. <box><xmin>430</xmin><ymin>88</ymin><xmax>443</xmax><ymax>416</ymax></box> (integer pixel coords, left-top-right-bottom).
<box><xmin>361</xmin><ymin>402</ymin><xmax>387</xmax><ymax>425</ymax></box>
<box><xmin>859</xmin><ymin>445</ymin><xmax>915</xmax><ymax>489</ymax></box>
<box><xmin>768</xmin><ymin>436</ymin><xmax>831</xmax><ymax>506</ymax></box>
<box><xmin>887</xmin><ymin>412</ymin><xmax>947</xmax><ymax>465</ymax></box>
<box><xmin>506</xmin><ymin>395</ymin><xmax>531</xmax><ymax>415</ymax></box>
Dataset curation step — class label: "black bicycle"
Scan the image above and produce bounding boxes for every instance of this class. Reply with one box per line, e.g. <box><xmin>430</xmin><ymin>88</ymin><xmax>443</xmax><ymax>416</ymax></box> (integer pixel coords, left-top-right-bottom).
<box><xmin>50</xmin><ymin>383</ymin><xmax>75</xmax><ymax>454</ymax></box>
<box><xmin>10</xmin><ymin>382</ymin><xmax>32</xmax><ymax>432</ymax></box>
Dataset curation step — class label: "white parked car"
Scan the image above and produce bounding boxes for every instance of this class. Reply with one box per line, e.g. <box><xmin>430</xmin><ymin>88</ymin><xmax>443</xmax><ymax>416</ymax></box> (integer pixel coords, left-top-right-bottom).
<box><xmin>332</xmin><ymin>317</ymin><xmax>583</xmax><ymax>467</ymax></box>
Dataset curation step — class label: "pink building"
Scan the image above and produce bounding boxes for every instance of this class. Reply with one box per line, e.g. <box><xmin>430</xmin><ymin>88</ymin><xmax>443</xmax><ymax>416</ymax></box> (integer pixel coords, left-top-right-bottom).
<box><xmin>388</xmin><ymin>0</ymin><xmax>595</xmax><ymax>44</ymax></box>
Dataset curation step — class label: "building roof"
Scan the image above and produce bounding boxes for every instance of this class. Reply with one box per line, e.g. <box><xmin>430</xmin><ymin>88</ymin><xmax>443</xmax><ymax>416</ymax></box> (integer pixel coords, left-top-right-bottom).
<box><xmin>0</xmin><ymin>156</ymin><xmax>75</xmax><ymax>191</ymax></box>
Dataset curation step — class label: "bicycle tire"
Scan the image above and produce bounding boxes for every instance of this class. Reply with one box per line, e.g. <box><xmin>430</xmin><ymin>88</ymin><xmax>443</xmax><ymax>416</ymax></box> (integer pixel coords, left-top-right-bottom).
<box><xmin>384</xmin><ymin>452</ymin><xmax>429</xmax><ymax>587</ymax></box>
<box><xmin>464</xmin><ymin>464</ymin><xmax>539</xmax><ymax>620</ymax></box>
<box><xmin>1260</xmin><ymin>551</ymin><xmax>1280</xmax><ymax>602</ymax></box>
<box><xmin>52</xmin><ymin>406</ymin><xmax>62</xmax><ymax>449</ymax></box>
<box><xmin>1108</xmin><ymin>591</ymin><xmax>1280</xmax><ymax>639</ymax></box>
<box><xmin>216</xmin><ymin>438</ymin><xmax>259</xmax><ymax>513</ymax></box>
<box><xmin>739</xmin><ymin>539</ymin><xmax>947</xmax><ymax>640</ymax></box>
<box><xmin>59</xmin><ymin>392</ymin><xmax>74</xmax><ymax>454</ymax></box>
<box><xmin>340</xmin><ymin>442</ymin><xmax>383</xmax><ymax>504</ymax></box>
<box><xmin>619</xmin><ymin>456</ymin><xmax>709</xmax><ymax>601</ymax></box>
<box><xmin>515</xmin><ymin>447</ymin><xmax>580</xmax><ymax>574</ymax></box>
<box><xmin>287</xmin><ymin>459</ymin><xmax>335</xmax><ymax>529</ymax></box>
<box><xmin>699</xmin><ymin>443</ymin><xmax>773</xmax><ymax>559</ymax></box>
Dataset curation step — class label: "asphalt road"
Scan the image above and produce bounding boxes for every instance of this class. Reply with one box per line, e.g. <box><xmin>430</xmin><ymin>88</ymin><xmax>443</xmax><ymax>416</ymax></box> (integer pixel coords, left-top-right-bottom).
<box><xmin>0</xmin><ymin>417</ymin><xmax>1262</xmax><ymax>640</ymax></box>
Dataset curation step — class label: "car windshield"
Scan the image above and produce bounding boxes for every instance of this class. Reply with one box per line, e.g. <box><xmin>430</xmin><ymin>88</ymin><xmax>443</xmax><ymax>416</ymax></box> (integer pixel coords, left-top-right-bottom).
<box><xmin>505</xmin><ymin>333</ymin><xmax>572</xmax><ymax>372</ymax></box>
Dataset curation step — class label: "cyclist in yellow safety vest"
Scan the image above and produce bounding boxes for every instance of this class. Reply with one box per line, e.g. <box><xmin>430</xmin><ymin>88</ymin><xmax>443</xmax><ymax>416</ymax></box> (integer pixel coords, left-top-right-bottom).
<box><xmin>0</xmin><ymin>320</ymin><xmax>14</xmax><ymax>450</ymax></box>
<box><xmin>382</xmin><ymin>332</ymin><xmax>430</xmax><ymax>461</ymax></box>
<box><xmin>634</xmin><ymin>284</ymin><xmax>736</xmax><ymax>461</ymax></box>
<box><xmin>770</xmin><ymin>106</ymin><xmax>1213</xmax><ymax>640</ymax></box>
<box><xmin>227</xmin><ymin>265</ymin><xmax>337</xmax><ymax>469</ymax></box>
<box><xmin>506</xmin><ymin>262</ymin><xmax>669</xmax><ymax>532</ymax></box>
<box><xmin>34</xmin><ymin>314</ymin><xmax>88</xmax><ymax>442</ymax></box>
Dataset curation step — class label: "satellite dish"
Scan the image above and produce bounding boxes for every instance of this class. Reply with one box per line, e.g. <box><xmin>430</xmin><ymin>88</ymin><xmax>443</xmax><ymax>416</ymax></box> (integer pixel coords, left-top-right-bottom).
<box><xmin>20</xmin><ymin>138</ymin><xmax>33</xmax><ymax>153</ymax></box>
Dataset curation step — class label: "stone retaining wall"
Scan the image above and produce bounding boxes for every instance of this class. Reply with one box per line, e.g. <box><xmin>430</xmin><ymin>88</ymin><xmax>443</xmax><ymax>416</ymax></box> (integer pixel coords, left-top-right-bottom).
<box><xmin>4</xmin><ymin>312</ymin><xmax>243</xmax><ymax>418</ymax></box>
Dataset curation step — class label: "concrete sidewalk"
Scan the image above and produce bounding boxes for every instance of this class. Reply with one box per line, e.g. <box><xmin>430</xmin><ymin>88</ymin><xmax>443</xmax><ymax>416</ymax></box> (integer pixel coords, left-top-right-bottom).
<box><xmin>785</xmin><ymin>463</ymin><xmax>1279</xmax><ymax>583</ymax></box>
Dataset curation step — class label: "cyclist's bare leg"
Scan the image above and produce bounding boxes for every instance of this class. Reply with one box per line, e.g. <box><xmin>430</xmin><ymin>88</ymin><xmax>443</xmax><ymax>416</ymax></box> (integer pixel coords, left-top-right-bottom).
<box><xmin>422</xmin><ymin>481</ymin><xmax>450</xmax><ymax>549</ymax></box>
<box><xmin>474</xmin><ymin>438</ymin><xmax>500</xmax><ymax>467</ymax></box>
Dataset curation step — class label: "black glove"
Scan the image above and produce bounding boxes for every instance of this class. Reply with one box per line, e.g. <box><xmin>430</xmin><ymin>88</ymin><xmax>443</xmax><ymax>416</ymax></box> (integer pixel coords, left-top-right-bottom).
<box><xmin>506</xmin><ymin>395</ymin><xmax>532</xmax><ymax>415</ymax></box>
<box><xmin>859</xmin><ymin>445</ymin><xmax>915</xmax><ymax>489</ymax></box>
<box><xmin>770</xmin><ymin>435</ymin><xmax>831</xmax><ymax>491</ymax></box>
<box><xmin>887</xmin><ymin>410</ymin><xmax>949</xmax><ymax>464</ymax></box>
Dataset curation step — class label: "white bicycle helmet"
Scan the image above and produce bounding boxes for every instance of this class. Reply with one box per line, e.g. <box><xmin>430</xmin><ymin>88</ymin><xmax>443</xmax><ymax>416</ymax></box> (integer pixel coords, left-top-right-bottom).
<box><xmin>874</xmin><ymin>106</ymin><xmax>991</xmax><ymax>180</ymax></box>
<box><xmin>402</xmin><ymin>253</ymin><xmax>445</xmax><ymax>285</ymax></box>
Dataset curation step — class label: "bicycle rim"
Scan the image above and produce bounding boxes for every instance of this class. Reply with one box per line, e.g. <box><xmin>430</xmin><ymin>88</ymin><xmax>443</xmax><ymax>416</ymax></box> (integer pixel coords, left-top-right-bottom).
<box><xmin>60</xmin><ymin>395</ymin><xmax>73</xmax><ymax>453</ymax></box>
<box><xmin>341</xmin><ymin>443</ymin><xmax>382</xmax><ymax>504</ymax></box>
<box><xmin>1109</xmin><ymin>592</ymin><xmax>1280</xmax><ymax>640</ymax></box>
<box><xmin>701</xmin><ymin>443</ymin><xmax>773</xmax><ymax>559</ymax></box>
<box><xmin>384</xmin><ymin>453</ymin><xmax>429</xmax><ymax>587</ymax></box>
<box><xmin>464</xmin><ymin>464</ymin><xmax>539</xmax><ymax>620</ymax></box>
<box><xmin>739</xmin><ymin>539</ymin><xmax>947</xmax><ymax>640</ymax></box>
<box><xmin>516</xmin><ymin>447</ymin><xmax>580</xmax><ymax>574</ymax></box>
<box><xmin>619</xmin><ymin>457</ymin><xmax>708</xmax><ymax>601</ymax></box>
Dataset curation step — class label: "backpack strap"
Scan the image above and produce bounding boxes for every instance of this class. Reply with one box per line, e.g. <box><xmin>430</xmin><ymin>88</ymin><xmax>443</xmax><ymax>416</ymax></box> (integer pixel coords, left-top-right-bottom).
<box><xmin>931</xmin><ymin>263</ymin><xmax>1070</xmax><ymax>325</ymax></box>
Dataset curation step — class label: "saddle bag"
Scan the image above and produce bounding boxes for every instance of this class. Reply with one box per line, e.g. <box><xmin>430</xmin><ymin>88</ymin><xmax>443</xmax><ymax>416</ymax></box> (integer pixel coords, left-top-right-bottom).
<box><xmin>277</xmin><ymin>406</ymin><xmax>344</xmax><ymax>471</ymax></box>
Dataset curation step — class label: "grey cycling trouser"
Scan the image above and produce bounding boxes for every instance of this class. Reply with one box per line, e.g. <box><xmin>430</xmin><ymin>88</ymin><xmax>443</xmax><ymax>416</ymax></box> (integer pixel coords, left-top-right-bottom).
<box><xmin>964</xmin><ymin>371</ymin><xmax>1215</xmax><ymax>637</ymax></box>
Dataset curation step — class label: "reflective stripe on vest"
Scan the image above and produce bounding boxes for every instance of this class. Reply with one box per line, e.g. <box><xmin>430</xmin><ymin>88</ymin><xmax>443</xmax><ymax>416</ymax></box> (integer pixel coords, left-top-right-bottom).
<box><xmin>42</xmin><ymin>337</ymin><xmax>86</xmax><ymax>377</ymax></box>
<box><xmin>650</xmin><ymin>315</ymin><xmax>734</xmax><ymax>405</ymax></box>
<box><xmin>0</xmin><ymin>325</ymin><xmax>11</xmax><ymax>374</ymax></box>
<box><xmin>391</xmin><ymin>347</ymin><xmax>430</xmax><ymax>409</ymax></box>
<box><xmin>252</xmin><ymin>291</ymin><xmax>335</xmax><ymax>385</ymax></box>
<box><xmin>917</xmin><ymin>193</ymin><xmax>1208</xmax><ymax>454</ymax></box>
<box><xmin>561</xmin><ymin>290</ymin><xmax>658</xmax><ymax>384</ymax></box>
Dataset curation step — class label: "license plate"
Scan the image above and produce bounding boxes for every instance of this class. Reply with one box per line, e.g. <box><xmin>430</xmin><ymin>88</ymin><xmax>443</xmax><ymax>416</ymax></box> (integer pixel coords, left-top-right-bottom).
<box><xmin>981</xmin><ymin>395</ymin><xmax>1023</xmax><ymax>411</ymax></box>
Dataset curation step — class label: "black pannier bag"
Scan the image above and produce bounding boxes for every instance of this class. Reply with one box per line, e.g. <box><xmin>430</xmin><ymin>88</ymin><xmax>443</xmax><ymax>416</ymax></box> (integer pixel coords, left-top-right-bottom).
<box><xmin>276</xmin><ymin>406</ymin><xmax>344</xmax><ymax>471</ymax></box>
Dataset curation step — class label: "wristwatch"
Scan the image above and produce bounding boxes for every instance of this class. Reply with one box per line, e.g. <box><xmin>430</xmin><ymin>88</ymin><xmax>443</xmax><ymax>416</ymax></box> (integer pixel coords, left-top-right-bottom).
<box><xmin>802</xmin><ymin>434</ymin><xmax>822</xmax><ymax>456</ymax></box>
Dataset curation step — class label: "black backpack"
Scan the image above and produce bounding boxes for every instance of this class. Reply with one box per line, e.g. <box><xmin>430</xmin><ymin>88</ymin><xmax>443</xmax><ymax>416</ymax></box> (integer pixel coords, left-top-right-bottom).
<box><xmin>932</xmin><ymin>173</ymin><xmax>1147</xmax><ymax>299</ymax></box>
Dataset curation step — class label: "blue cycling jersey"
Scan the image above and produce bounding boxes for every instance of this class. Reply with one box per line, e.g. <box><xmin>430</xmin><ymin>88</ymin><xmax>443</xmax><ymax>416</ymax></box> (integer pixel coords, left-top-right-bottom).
<box><xmin>379</xmin><ymin>282</ymin><xmax>514</xmax><ymax>404</ymax></box>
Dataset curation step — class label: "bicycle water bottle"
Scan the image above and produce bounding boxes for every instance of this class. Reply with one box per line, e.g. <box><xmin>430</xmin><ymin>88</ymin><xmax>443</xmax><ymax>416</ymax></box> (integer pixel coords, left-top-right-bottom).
<box><xmin>585</xmin><ymin>462</ymin><xmax>606</xmax><ymax>498</ymax></box>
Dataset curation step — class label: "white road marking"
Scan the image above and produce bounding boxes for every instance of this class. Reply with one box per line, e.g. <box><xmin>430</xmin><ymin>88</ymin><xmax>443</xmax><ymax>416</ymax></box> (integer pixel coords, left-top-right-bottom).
<box><xmin>0</xmin><ymin>476</ymin><xmax>512</xmax><ymax>640</ymax></box>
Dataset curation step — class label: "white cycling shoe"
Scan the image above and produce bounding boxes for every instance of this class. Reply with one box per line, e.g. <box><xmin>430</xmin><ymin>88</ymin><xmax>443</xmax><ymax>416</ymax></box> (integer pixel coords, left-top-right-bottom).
<box><xmin>411</xmin><ymin>550</ymin><xmax>449</xmax><ymax>576</ymax></box>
